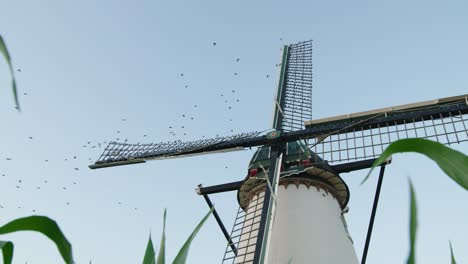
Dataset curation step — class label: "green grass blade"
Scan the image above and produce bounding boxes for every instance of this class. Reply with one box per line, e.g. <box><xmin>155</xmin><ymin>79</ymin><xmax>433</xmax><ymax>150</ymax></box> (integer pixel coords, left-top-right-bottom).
<box><xmin>0</xmin><ymin>240</ymin><xmax>14</xmax><ymax>264</ymax></box>
<box><xmin>449</xmin><ymin>241</ymin><xmax>457</xmax><ymax>264</ymax></box>
<box><xmin>361</xmin><ymin>138</ymin><xmax>468</xmax><ymax>189</ymax></box>
<box><xmin>156</xmin><ymin>209</ymin><xmax>166</xmax><ymax>264</ymax></box>
<box><xmin>172</xmin><ymin>208</ymin><xmax>213</xmax><ymax>264</ymax></box>
<box><xmin>406</xmin><ymin>180</ymin><xmax>418</xmax><ymax>264</ymax></box>
<box><xmin>142</xmin><ymin>234</ymin><xmax>156</xmax><ymax>264</ymax></box>
<box><xmin>0</xmin><ymin>215</ymin><xmax>73</xmax><ymax>264</ymax></box>
<box><xmin>0</xmin><ymin>35</ymin><xmax>20</xmax><ymax>111</ymax></box>
<box><xmin>0</xmin><ymin>35</ymin><xmax>12</xmax><ymax>63</ymax></box>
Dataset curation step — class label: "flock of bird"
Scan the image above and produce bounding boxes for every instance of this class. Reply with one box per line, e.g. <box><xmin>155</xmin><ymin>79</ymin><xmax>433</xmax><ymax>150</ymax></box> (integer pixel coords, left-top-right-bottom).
<box><xmin>1</xmin><ymin>40</ymin><xmax>281</xmax><ymax>217</ymax></box>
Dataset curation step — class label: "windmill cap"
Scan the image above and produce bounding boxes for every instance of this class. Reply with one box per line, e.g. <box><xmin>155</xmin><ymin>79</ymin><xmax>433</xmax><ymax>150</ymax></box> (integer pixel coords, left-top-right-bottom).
<box><xmin>239</xmin><ymin>150</ymin><xmax>350</xmax><ymax>210</ymax></box>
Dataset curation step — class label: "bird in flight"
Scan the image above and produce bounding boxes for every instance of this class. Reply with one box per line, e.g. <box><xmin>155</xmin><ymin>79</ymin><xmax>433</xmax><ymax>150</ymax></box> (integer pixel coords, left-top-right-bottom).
<box><xmin>213</xmin><ymin>42</ymin><xmax>216</xmax><ymax>46</ymax></box>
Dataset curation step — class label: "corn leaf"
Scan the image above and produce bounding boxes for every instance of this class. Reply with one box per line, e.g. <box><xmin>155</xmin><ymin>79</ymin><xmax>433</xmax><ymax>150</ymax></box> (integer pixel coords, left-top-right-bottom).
<box><xmin>172</xmin><ymin>208</ymin><xmax>213</xmax><ymax>264</ymax></box>
<box><xmin>406</xmin><ymin>180</ymin><xmax>417</xmax><ymax>264</ymax></box>
<box><xmin>449</xmin><ymin>241</ymin><xmax>457</xmax><ymax>264</ymax></box>
<box><xmin>0</xmin><ymin>35</ymin><xmax>20</xmax><ymax>111</ymax></box>
<box><xmin>156</xmin><ymin>209</ymin><xmax>166</xmax><ymax>264</ymax></box>
<box><xmin>0</xmin><ymin>240</ymin><xmax>14</xmax><ymax>264</ymax></box>
<box><xmin>0</xmin><ymin>215</ymin><xmax>73</xmax><ymax>264</ymax></box>
<box><xmin>361</xmin><ymin>138</ymin><xmax>468</xmax><ymax>190</ymax></box>
<box><xmin>142</xmin><ymin>234</ymin><xmax>156</xmax><ymax>264</ymax></box>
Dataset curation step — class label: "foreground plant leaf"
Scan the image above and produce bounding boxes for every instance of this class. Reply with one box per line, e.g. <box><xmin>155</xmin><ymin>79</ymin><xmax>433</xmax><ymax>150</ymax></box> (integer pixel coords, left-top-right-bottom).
<box><xmin>172</xmin><ymin>208</ymin><xmax>213</xmax><ymax>264</ymax></box>
<box><xmin>142</xmin><ymin>234</ymin><xmax>155</xmax><ymax>264</ymax></box>
<box><xmin>449</xmin><ymin>241</ymin><xmax>457</xmax><ymax>264</ymax></box>
<box><xmin>156</xmin><ymin>209</ymin><xmax>166</xmax><ymax>264</ymax></box>
<box><xmin>0</xmin><ymin>215</ymin><xmax>73</xmax><ymax>263</ymax></box>
<box><xmin>0</xmin><ymin>240</ymin><xmax>14</xmax><ymax>264</ymax></box>
<box><xmin>362</xmin><ymin>138</ymin><xmax>468</xmax><ymax>190</ymax></box>
<box><xmin>0</xmin><ymin>35</ymin><xmax>20</xmax><ymax>111</ymax></box>
<box><xmin>406</xmin><ymin>180</ymin><xmax>417</xmax><ymax>264</ymax></box>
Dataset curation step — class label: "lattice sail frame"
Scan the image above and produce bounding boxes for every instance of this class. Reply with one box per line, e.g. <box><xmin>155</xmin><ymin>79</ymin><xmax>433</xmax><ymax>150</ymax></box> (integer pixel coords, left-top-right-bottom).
<box><xmin>305</xmin><ymin>96</ymin><xmax>468</xmax><ymax>164</ymax></box>
<box><xmin>281</xmin><ymin>40</ymin><xmax>313</xmax><ymax>131</ymax></box>
<box><xmin>222</xmin><ymin>192</ymin><xmax>264</xmax><ymax>263</ymax></box>
<box><xmin>91</xmin><ymin>131</ymin><xmax>262</xmax><ymax>168</ymax></box>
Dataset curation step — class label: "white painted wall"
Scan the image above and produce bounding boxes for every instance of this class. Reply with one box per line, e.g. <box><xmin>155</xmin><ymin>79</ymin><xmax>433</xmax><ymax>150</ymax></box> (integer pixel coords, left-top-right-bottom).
<box><xmin>266</xmin><ymin>183</ymin><xmax>359</xmax><ymax>264</ymax></box>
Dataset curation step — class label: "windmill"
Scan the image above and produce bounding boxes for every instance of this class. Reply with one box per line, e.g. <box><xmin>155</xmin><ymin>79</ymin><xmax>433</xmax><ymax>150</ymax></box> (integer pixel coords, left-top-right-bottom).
<box><xmin>90</xmin><ymin>40</ymin><xmax>468</xmax><ymax>264</ymax></box>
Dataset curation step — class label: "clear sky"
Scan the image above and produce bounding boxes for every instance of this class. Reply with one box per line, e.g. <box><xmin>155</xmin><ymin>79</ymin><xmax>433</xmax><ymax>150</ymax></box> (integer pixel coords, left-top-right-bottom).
<box><xmin>0</xmin><ymin>0</ymin><xmax>467</xmax><ymax>263</ymax></box>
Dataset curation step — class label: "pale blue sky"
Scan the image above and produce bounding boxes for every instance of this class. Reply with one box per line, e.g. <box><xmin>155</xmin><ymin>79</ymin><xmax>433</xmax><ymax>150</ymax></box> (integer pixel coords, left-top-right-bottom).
<box><xmin>0</xmin><ymin>0</ymin><xmax>467</xmax><ymax>263</ymax></box>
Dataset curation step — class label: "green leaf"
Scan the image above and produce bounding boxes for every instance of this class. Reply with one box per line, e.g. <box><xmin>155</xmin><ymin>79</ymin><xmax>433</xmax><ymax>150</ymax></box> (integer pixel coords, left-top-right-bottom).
<box><xmin>142</xmin><ymin>234</ymin><xmax>156</xmax><ymax>264</ymax></box>
<box><xmin>0</xmin><ymin>34</ymin><xmax>20</xmax><ymax>111</ymax></box>
<box><xmin>0</xmin><ymin>215</ymin><xmax>73</xmax><ymax>264</ymax></box>
<box><xmin>172</xmin><ymin>208</ymin><xmax>213</xmax><ymax>264</ymax></box>
<box><xmin>0</xmin><ymin>35</ymin><xmax>12</xmax><ymax>63</ymax></box>
<box><xmin>0</xmin><ymin>240</ymin><xmax>14</xmax><ymax>264</ymax></box>
<box><xmin>361</xmin><ymin>138</ymin><xmax>468</xmax><ymax>190</ymax></box>
<box><xmin>156</xmin><ymin>209</ymin><xmax>166</xmax><ymax>264</ymax></box>
<box><xmin>449</xmin><ymin>241</ymin><xmax>457</xmax><ymax>264</ymax></box>
<box><xmin>406</xmin><ymin>180</ymin><xmax>418</xmax><ymax>264</ymax></box>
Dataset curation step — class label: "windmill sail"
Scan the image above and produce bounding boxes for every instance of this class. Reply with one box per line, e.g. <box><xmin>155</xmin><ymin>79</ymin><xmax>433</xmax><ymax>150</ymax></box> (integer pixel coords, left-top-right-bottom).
<box><xmin>272</xmin><ymin>40</ymin><xmax>313</xmax><ymax>132</ymax></box>
<box><xmin>89</xmin><ymin>131</ymin><xmax>263</xmax><ymax>169</ymax></box>
<box><xmin>303</xmin><ymin>94</ymin><xmax>468</xmax><ymax>164</ymax></box>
